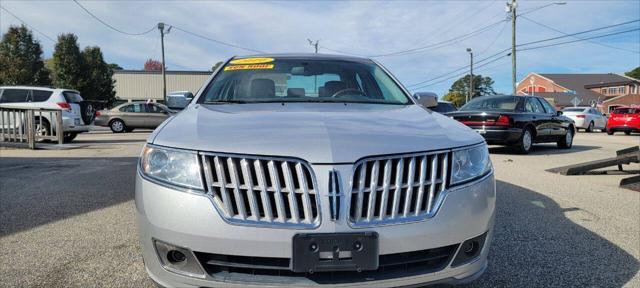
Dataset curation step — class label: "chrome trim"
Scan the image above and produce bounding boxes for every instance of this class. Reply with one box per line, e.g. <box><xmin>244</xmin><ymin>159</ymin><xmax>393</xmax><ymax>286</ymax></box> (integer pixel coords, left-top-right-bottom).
<box><xmin>200</xmin><ymin>151</ymin><xmax>321</xmax><ymax>229</ymax></box>
<box><xmin>347</xmin><ymin>143</ymin><xmax>486</xmax><ymax>228</ymax></box>
<box><xmin>328</xmin><ymin>169</ymin><xmax>343</xmax><ymax>221</ymax></box>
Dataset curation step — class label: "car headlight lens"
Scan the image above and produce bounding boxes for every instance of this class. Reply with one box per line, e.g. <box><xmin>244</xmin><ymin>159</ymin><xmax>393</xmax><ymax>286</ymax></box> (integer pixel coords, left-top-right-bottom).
<box><xmin>451</xmin><ymin>145</ymin><xmax>492</xmax><ymax>185</ymax></box>
<box><xmin>140</xmin><ymin>145</ymin><xmax>203</xmax><ymax>190</ymax></box>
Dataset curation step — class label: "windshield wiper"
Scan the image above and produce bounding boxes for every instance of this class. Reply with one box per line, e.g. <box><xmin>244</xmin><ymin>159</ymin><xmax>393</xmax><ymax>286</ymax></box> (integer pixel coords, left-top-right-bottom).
<box><xmin>204</xmin><ymin>100</ymin><xmax>249</xmax><ymax>104</ymax></box>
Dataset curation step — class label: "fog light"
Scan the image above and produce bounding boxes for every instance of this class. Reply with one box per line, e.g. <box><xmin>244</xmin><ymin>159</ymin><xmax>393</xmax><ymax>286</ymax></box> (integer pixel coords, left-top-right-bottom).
<box><xmin>167</xmin><ymin>250</ymin><xmax>186</xmax><ymax>263</ymax></box>
<box><xmin>451</xmin><ymin>232</ymin><xmax>487</xmax><ymax>267</ymax></box>
<box><xmin>154</xmin><ymin>240</ymin><xmax>205</xmax><ymax>278</ymax></box>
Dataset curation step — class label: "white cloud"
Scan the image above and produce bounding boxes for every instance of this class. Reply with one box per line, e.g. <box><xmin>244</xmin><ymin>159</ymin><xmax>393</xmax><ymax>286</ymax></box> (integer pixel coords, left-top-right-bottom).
<box><xmin>1</xmin><ymin>0</ymin><xmax>638</xmax><ymax>95</ymax></box>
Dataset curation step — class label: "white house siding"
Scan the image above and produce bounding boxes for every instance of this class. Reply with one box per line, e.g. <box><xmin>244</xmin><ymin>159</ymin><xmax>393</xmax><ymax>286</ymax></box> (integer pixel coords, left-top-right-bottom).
<box><xmin>113</xmin><ymin>70</ymin><xmax>212</xmax><ymax>101</ymax></box>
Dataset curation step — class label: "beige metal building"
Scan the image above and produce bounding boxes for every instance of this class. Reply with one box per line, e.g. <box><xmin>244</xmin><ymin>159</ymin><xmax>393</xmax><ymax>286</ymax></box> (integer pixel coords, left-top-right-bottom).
<box><xmin>113</xmin><ymin>70</ymin><xmax>212</xmax><ymax>102</ymax></box>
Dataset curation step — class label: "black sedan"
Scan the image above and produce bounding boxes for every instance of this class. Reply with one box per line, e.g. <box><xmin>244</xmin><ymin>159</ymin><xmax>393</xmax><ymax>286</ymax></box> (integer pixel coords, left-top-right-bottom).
<box><xmin>446</xmin><ymin>95</ymin><xmax>575</xmax><ymax>154</ymax></box>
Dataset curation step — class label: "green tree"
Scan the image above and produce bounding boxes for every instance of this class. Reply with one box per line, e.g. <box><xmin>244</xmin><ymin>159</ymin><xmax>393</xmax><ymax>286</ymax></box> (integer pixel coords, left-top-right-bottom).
<box><xmin>52</xmin><ymin>33</ymin><xmax>84</xmax><ymax>90</ymax></box>
<box><xmin>211</xmin><ymin>61</ymin><xmax>223</xmax><ymax>71</ymax></box>
<box><xmin>448</xmin><ymin>74</ymin><xmax>496</xmax><ymax>101</ymax></box>
<box><xmin>81</xmin><ymin>46</ymin><xmax>116</xmax><ymax>104</ymax></box>
<box><xmin>442</xmin><ymin>91</ymin><xmax>466</xmax><ymax>107</ymax></box>
<box><xmin>625</xmin><ymin>67</ymin><xmax>640</xmax><ymax>80</ymax></box>
<box><xmin>0</xmin><ymin>25</ymin><xmax>50</xmax><ymax>85</ymax></box>
<box><xmin>108</xmin><ymin>63</ymin><xmax>123</xmax><ymax>70</ymax></box>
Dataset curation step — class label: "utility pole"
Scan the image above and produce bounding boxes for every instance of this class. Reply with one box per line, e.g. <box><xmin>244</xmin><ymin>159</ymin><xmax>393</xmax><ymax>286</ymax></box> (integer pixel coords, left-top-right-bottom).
<box><xmin>307</xmin><ymin>39</ymin><xmax>319</xmax><ymax>53</ymax></box>
<box><xmin>467</xmin><ymin>48</ymin><xmax>473</xmax><ymax>103</ymax></box>
<box><xmin>507</xmin><ymin>0</ymin><xmax>517</xmax><ymax>95</ymax></box>
<box><xmin>158</xmin><ymin>23</ymin><xmax>171</xmax><ymax>103</ymax></box>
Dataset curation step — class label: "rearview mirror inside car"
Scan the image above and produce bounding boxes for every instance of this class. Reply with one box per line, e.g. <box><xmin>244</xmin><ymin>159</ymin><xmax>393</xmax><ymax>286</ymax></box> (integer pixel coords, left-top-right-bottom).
<box><xmin>413</xmin><ymin>92</ymin><xmax>438</xmax><ymax>108</ymax></box>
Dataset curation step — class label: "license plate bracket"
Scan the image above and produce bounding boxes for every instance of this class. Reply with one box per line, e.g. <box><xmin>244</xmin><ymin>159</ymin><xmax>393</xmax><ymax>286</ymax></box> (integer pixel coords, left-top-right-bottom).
<box><xmin>292</xmin><ymin>232</ymin><xmax>378</xmax><ymax>273</ymax></box>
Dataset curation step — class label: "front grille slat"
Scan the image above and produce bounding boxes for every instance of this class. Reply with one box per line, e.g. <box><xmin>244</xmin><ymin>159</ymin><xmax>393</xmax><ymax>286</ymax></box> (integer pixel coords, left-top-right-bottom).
<box><xmin>240</xmin><ymin>159</ymin><xmax>260</xmax><ymax>221</ymax></box>
<box><xmin>267</xmin><ymin>160</ymin><xmax>287</xmax><ymax>223</ymax></box>
<box><xmin>254</xmin><ymin>160</ymin><xmax>274</xmax><ymax>222</ymax></box>
<box><xmin>281</xmin><ymin>161</ymin><xmax>300</xmax><ymax>223</ymax></box>
<box><xmin>390</xmin><ymin>158</ymin><xmax>404</xmax><ymax>219</ymax></box>
<box><xmin>213</xmin><ymin>156</ymin><xmax>234</xmax><ymax>217</ymax></box>
<box><xmin>366</xmin><ymin>161</ymin><xmax>380</xmax><ymax>222</ymax></box>
<box><xmin>295</xmin><ymin>163</ymin><xmax>313</xmax><ymax>223</ymax></box>
<box><xmin>227</xmin><ymin>158</ymin><xmax>248</xmax><ymax>220</ymax></box>
<box><xmin>414</xmin><ymin>155</ymin><xmax>428</xmax><ymax>216</ymax></box>
<box><xmin>403</xmin><ymin>157</ymin><xmax>416</xmax><ymax>218</ymax></box>
<box><xmin>203</xmin><ymin>154</ymin><xmax>319</xmax><ymax>228</ymax></box>
<box><xmin>350</xmin><ymin>151</ymin><xmax>451</xmax><ymax>227</ymax></box>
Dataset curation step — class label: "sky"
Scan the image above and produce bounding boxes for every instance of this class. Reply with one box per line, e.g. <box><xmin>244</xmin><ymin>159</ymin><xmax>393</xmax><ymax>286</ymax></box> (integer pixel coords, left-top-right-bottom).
<box><xmin>1</xmin><ymin>0</ymin><xmax>639</xmax><ymax>96</ymax></box>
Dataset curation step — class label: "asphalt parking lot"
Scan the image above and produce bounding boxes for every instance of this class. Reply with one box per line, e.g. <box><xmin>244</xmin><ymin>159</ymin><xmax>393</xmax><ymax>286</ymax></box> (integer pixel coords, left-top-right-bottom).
<box><xmin>0</xmin><ymin>131</ymin><xmax>638</xmax><ymax>287</ymax></box>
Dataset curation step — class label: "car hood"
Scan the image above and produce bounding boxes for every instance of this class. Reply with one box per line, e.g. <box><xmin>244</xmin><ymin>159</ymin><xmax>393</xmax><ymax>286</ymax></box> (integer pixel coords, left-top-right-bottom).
<box><xmin>150</xmin><ymin>103</ymin><xmax>484</xmax><ymax>163</ymax></box>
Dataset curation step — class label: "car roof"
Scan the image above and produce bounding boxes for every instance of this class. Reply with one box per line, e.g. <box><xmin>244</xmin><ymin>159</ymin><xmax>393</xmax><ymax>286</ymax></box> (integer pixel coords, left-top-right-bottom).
<box><xmin>232</xmin><ymin>53</ymin><xmax>374</xmax><ymax>64</ymax></box>
<box><xmin>0</xmin><ymin>86</ymin><xmax>80</xmax><ymax>94</ymax></box>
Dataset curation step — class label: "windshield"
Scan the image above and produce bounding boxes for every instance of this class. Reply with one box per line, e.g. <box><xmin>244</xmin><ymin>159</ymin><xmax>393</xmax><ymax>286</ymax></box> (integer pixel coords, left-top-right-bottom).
<box><xmin>459</xmin><ymin>96</ymin><xmax>519</xmax><ymax>112</ymax></box>
<box><xmin>199</xmin><ymin>58</ymin><xmax>410</xmax><ymax>105</ymax></box>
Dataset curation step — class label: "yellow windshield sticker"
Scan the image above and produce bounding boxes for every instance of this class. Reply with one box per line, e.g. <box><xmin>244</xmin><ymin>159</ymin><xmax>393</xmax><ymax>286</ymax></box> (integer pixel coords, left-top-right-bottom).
<box><xmin>224</xmin><ymin>64</ymin><xmax>274</xmax><ymax>71</ymax></box>
<box><xmin>229</xmin><ymin>57</ymin><xmax>274</xmax><ymax>65</ymax></box>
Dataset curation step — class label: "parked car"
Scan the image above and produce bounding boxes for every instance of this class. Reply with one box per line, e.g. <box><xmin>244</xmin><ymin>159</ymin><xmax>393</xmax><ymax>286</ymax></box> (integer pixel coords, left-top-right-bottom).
<box><xmin>431</xmin><ymin>100</ymin><xmax>458</xmax><ymax>113</ymax></box>
<box><xmin>447</xmin><ymin>95</ymin><xmax>575</xmax><ymax>154</ymax></box>
<box><xmin>166</xmin><ymin>91</ymin><xmax>194</xmax><ymax>110</ymax></box>
<box><xmin>94</xmin><ymin>102</ymin><xmax>174</xmax><ymax>133</ymax></box>
<box><xmin>0</xmin><ymin>86</ymin><xmax>93</xmax><ymax>142</ymax></box>
<box><xmin>561</xmin><ymin>106</ymin><xmax>607</xmax><ymax>132</ymax></box>
<box><xmin>136</xmin><ymin>54</ymin><xmax>495</xmax><ymax>288</ymax></box>
<box><xmin>606</xmin><ymin>106</ymin><xmax>640</xmax><ymax>135</ymax></box>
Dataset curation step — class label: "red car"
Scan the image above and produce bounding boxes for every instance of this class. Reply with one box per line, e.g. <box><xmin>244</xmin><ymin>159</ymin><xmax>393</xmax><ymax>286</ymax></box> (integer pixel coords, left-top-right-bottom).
<box><xmin>606</xmin><ymin>106</ymin><xmax>640</xmax><ymax>135</ymax></box>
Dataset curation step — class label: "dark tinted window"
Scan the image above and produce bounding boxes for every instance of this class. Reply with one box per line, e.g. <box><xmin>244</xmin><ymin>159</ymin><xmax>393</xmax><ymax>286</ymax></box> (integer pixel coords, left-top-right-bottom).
<box><xmin>0</xmin><ymin>89</ymin><xmax>29</xmax><ymax>103</ymax></box>
<box><xmin>432</xmin><ymin>102</ymin><xmax>457</xmax><ymax>113</ymax></box>
<box><xmin>562</xmin><ymin>108</ymin><xmax>586</xmax><ymax>112</ymax></box>
<box><xmin>460</xmin><ymin>96</ymin><xmax>520</xmax><ymax>112</ymax></box>
<box><xmin>120</xmin><ymin>105</ymin><xmax>133</xmax><ymax>112</ymax></box>
<box><xmin>62</xmin><ymin>91</ymin><xmax>83</xmax><ymax>103</ymax></box>
<box><xmin>146</xmin><ymin>104</ymin><xmax>164</xmax><ymax>113</ymax></box>
<box><xmin>613</xmin><ymin>108</ymin><xmax>638</xmax><ymax>114</ymax></box>
<box><xmin>525</xmin><ymin>98</ymin><xmax>545</xmax><ymax>113</ymax></box>
<box><xmin>31</xmin><ymin>90</ymin><xmax>53</xmax><ymax>102</ymax></box>
<box><xmin>538</xmin><ymin>98</ymin><xmax>557</xmax><ymax>114</ymax></box>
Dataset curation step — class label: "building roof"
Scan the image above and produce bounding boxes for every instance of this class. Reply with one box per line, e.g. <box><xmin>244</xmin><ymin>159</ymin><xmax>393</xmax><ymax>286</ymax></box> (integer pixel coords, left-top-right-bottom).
<box><xmin>540</xmin><ymin>73</ymin><xmax>637</xmax><ymax>94</ymax></box>
<box><xmin>533</xmin><ymin>92</ymin><xmax>601</xmax><ymax>107</ymax></box>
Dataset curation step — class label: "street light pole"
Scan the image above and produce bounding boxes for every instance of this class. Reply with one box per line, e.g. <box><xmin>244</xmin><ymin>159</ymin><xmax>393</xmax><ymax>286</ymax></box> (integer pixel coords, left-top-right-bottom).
<box><xmin>467</xmin><ymin>48</ymin><xmax>473</xmax><ymax>103</ymax></box>
<box><xmin>507</xmin><ymin>0</ymin><xmax>517</xmax><ymax>95</ymax></box>
<box><xmin>158</xmin><ymin>23</ymin><xmax>171</xmax><ymax>104</ymax></box>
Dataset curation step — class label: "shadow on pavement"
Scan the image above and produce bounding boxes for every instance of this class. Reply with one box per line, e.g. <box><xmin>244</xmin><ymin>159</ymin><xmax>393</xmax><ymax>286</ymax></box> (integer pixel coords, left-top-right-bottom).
<box><xmin>0</xmin><ymin>157</ymin><xmax>138</xmax><ymax>236</ymax></box>
<box><xmin>489</xmin><ymin>144</ymin><xmax>600</xmax><ymax>155</ymax></box>
<box><xmin>446</xmin><ymin>180</ymin><xmax>639</xmax><ymax>287</ymax></box>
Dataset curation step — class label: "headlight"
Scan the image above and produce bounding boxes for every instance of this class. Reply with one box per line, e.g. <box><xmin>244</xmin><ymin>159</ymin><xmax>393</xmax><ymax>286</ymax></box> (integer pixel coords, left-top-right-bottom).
<box><xmin>450</xmin><ymin>145</ymin><xmax>492</xmax><ymax>185</ymax></box>
<box><xmin>140</xmin><ymin>145</ymin><xmax>204</xmax><ymax>190</ymax></box>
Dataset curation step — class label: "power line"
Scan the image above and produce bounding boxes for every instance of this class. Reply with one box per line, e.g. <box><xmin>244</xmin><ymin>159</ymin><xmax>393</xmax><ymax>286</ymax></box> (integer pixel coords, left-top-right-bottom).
<box><xmin>477</xmin><ymin>21</ymin><xmax>509</xmax><ymax>56</ymax></box>
<box><xmin>517</xmin><ymin>19</ymin><xmax>639</xmax><ymax>47</ymax></box>
<box><xmin>369</xmin><ymin>19</ymin><xmax>508</xmax><ymax>57</ymax></box>
<box><xmin>410</xmin><ymin>54</ymin><xmax>510</xmax><ymax>90</ymax></box>
<box><xmin>170</xmin><ymin>25</ymin><xmax>264</xmax><ymax>53</ymax></box>
<box><xmin>521</xmin><ymin>16</ymin><xmax>639</xmax><ymax>54</ymax></box>
<box><xmin>518</xmin><ymin>27</ymin><xmax>640</xmax><ymax>51</ymax></box>
<box><xmin>0</xmin><ymin>6</ymin><xmax>56</xmax><ymax>42</ymax></box>
<box><xmin>72</xmin><ymin>0</ymin><xmax>156</xmax><ymax>36</ymax></box>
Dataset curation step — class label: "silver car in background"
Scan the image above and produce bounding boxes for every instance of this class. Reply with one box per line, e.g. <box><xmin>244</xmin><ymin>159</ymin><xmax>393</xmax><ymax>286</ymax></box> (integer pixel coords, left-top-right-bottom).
<box><xmin>136</xmin><ymin>54</ymin><xmax>496</xmax><ymax>288</ymax></box>
<box><xmin>562</xmin><ymin>106</ymin><xmax>607</xmax><ymax>132</ymax></box>
<box><xmin>94</xmin><ymin>102</ymin><xmax>174</xmax><ymax>133</ymax></box>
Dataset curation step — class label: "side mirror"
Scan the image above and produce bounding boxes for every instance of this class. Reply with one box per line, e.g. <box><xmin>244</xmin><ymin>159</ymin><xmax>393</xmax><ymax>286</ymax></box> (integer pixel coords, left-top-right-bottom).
<box><xmin>556</xmin><ymin>111</ymin><xmax>563</xmax><ymax>116</ymax></box>
<box><xmin>413</xmin><ymin>92</ymin><xmax>438</xmax><ymax>108</ymax></box>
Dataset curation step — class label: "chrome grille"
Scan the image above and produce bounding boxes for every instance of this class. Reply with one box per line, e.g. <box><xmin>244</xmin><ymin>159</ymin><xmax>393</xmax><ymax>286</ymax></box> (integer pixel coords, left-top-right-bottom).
<box><xmin>201</xmin><ymin>153</ymin><xmax>320</xmax><ymax>228</ymax></box>
<box><xmin>349</xmin><ymin>151</ymin><xmax>449</xmax><ymax>226</ymax></box>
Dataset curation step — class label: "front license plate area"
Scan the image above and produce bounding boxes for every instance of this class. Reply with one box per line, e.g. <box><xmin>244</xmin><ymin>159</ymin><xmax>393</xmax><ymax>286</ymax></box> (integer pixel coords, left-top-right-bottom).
<box><xmin>292</xmin><ymin>232</ymin><xmax>378</xmax><ymax>273</ymax></box>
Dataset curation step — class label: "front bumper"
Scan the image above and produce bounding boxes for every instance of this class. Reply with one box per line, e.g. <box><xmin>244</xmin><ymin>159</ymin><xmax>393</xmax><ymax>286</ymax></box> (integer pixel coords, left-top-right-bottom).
<box><xmin>136</xmin><ymin>166</ymin><xmax>496</xmax><ymax>287</ymax></box>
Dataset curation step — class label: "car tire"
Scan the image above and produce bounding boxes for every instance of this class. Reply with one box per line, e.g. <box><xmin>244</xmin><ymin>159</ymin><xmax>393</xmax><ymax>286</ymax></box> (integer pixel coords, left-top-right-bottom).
<box><xmin>558</xmin><ymin>127</ymin><xmax>574</xmax><ymax>149</ymax></box>
<box><xmin>33</xmin><ymin>118</ymin><xmax>51</xmax><ymax>142</ymax></box>
<box><xmin>516</xmin><ymin>128</ymin><xmax>533</xmax><ymax>154</ymax></box>
<box><xmin>110</xmin><ymin>119</ymin><xmax>126</xmax><ymax>133</ymax></box>
<box><xmin>606</xmin><ymin>129</ymin><xmax>614</xmax><ymax>135</ymax></box>
<box><xmin>63</xmin><ymin>132</ymin><xmax>78</xmax><ymax>143</ymax></box>
<box><xmin>586</xmin><ymin>121</ymin><xmax>594</xmax><ymax>132</ymax></box>
<box><xmin>624</xmin><ymin>131</ymin><xmax>632</xmax><ymax>135</ymax></box>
